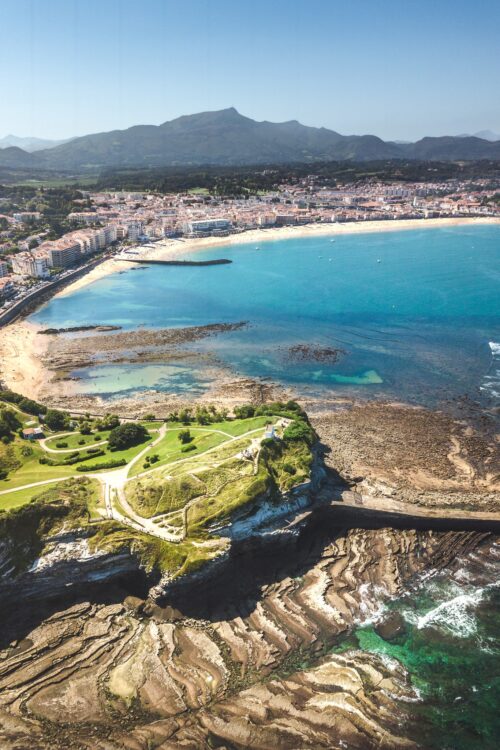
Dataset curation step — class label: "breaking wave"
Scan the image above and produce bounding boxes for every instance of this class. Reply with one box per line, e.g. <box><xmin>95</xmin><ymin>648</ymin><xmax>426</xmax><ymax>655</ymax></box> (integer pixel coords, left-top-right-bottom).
<box><xmin>480</xmin><ymin>341</ymin><xmax>500</xmax><ymax>400</ymax></box>
<box><xmin>416</xmin><ymin>588</ymin><xmax>486</xmax><ymax>638</ymax></box>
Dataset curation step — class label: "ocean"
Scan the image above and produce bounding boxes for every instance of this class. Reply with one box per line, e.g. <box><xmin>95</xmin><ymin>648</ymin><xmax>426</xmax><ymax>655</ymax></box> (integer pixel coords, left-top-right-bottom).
<box><xmin>334</xmin><ymin>541</ymin><xmax>500</xmax><ymax>749</ymax></box>
<box><xmin>31</xmin><ymin>224</ymin><xmax>500</xmax><ymax>407</ymax></box>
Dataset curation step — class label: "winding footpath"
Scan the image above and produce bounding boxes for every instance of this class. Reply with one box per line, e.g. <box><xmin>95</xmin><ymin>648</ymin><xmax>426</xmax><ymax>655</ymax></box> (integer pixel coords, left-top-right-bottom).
<box><xmin>3</xmin><ymin>420</ymin><xmax>499</xmax><ymax>543</ymax></box>
<box><xmin>0</xmin><ymin>424</ymin><xmax>267</xmax><ymax>543</ymax></box>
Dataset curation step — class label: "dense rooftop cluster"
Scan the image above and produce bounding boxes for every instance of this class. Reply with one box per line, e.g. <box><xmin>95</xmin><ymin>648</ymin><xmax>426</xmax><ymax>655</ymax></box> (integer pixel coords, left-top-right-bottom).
<box><xmin>0</xmin><ymin>175</ymin><xmax>498</xmax><ymax>307</ymax></box>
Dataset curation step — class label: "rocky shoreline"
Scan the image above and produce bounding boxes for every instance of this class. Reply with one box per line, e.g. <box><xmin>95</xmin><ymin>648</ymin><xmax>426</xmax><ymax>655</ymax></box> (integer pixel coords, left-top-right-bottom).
<box><xmin>1</xmin><ymin>491</ymin><xmax>495</xmax><ymax>748</ymax></box>
<box><xmin>0</xmin><ymin>391</ymin><xmax>498</xmax><ymax>748</ymax></box>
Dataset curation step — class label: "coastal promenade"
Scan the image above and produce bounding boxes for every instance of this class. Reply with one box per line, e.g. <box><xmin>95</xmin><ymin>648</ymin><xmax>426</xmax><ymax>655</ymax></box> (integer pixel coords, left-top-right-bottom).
<box><xmin>0</xmin><ymin>253</ymin><xmax>109</xmax><ymax>329</ymax></box>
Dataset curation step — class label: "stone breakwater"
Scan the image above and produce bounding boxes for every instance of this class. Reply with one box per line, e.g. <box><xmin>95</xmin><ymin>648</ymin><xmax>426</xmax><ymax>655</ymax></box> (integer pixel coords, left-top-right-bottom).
<box><xmin>122</xmin><ymin>258</ymin><xmax>233</xmax><ymax>266</ymax></box>
<box><xmin>0</xmin><ymin>504</ymin><xmax>493</xmax><ymax>748</ymax></box>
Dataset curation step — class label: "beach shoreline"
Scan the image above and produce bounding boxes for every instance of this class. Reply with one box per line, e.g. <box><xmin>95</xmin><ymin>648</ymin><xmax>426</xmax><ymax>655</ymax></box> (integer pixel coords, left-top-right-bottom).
<box><xmin>53</xmin><ymin>216</ymin><xmax>500</xmax><ymax>299</ymax></box>
<box><xmin>0</xmin><ymin>215</ymin><xmax>498</xmax><ymax>409</ymax></box>
<box><xmin>0</xmin><ymin>319</ymin><xmax>52</xmax><ymax>401</ymax></box>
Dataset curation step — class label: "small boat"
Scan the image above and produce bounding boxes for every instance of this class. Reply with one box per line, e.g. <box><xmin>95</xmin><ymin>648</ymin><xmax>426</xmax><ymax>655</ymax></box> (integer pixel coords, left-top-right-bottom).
<box><xmin>377</xmin><ymin>258</ymin><xmax>381</xmax><ymax>263</ymax></box>
<box><xmin>255</xmin><ymin>246</ymin><xmax>260</xmax><ymax>250</ymax></box>
<box><xmin>329</xmin><ymin>258</ymin><xmax>332</xmax><ymax>262</ymax></box>
<box><xmin>330</xmin><ymin>239</ymin><xmax>335</xmax><ymax>243</ymax></box>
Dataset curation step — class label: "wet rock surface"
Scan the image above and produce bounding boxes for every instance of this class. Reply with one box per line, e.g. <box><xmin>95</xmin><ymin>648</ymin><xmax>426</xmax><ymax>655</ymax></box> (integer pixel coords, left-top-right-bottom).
<box><xmin>280</xmin><ymin>343</ymin><xmax>346</xmax><ymax>364</ymax></box>
<box><xmin>0</xmin><ymin>511</ymin><xmax>493</xmax><ymax>748</ymax></box>
<box><xmin>375</xmin><ymin>611</ymin><xmax>407</xmax><ymax>642</ymax></box>
<box><xmin>311</xmin><ymin>401</ymin><xmax>500</xmax><ymax>512</ymax></box>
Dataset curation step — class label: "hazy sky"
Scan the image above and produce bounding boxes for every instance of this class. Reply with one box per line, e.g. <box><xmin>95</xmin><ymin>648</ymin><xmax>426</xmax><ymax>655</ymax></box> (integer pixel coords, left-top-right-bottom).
<box><xmin>1</xmin><ymin>0</ymin><xmax>499</xmax><ymax>141</ymax></box>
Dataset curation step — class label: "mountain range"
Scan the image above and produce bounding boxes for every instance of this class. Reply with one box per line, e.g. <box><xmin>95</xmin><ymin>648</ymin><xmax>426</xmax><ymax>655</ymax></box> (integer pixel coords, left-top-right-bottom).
<box><xmin>1</xmin><ymin>108</ymin><xmax>499</xmax><ymax>171</ymax></box>
<box><xmin>0</xmin><ymin>134</ymin><xmax>72</xmax><ymax>152</ymax></box>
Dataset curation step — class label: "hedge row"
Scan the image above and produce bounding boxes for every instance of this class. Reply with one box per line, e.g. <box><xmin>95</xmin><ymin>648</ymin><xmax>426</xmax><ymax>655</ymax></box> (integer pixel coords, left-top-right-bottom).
<box><xmin>76</xmin><ymin>458</ymin><xmax>127</xmax><ymax>472</ymax></box>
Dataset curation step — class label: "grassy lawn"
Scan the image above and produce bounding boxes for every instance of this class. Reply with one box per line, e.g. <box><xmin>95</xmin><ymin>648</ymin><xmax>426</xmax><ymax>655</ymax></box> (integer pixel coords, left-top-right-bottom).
<box><xmin>209</xmin><ymin>416</ymin><xmax>271</xmax><ymax>436</ymax></box>
<box><xmin>140</xmin><ymin>421</ymin><xmax>163</xmax><ymax>430</ymax></box>
<box><xmin>127</xmin><ymin>428</ymin><xmax>228</xmax><ymax>478</ymax></box>
<box><xmin>126</xmin><ymin>418</ymin><xmax>270</xmax><ymax>478</ymax></box>
<box><xmin>85</xmin><ymin>480</ymin><xmax>105</xmax><ymax>519</ymax></box>
<box><xmin>104</xmin><ymin>435</ymin><xmax>154</xmax><ymax>466</ymax></box>
<box><xmin>0</xmin><ymin>432</ymin><xmax>154</xmax><ymax>493</ymax></box>
<box><xmin>44</xmin><ymin>430</ymin><xmax>112</xmax><ymax>451</ymax></box>
<box><xmin>0</xmin><ymin>477</ymin><xmax>102</xmax><ymax>513</ymax></box>
<box><xmin>0</xmin><ymin>441</ymin><xmax>80</xmax><ymax>491</ymax></box>
<box><xmin>0</xmin><ymin>483</ymin><xmax>61</xmax><ymax>510</ymax></box>
<box><xmin>0</xmin><ymin>401</ymin><xmax>43</xmax><ymax>429</ymax></box>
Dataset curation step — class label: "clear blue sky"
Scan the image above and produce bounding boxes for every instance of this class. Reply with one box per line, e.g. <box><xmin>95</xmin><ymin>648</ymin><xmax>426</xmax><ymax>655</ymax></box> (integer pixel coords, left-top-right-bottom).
<box><xmin>1</xmin><ymin>0</ymin><xmax>499</xmax><ymax>141</ymax></box>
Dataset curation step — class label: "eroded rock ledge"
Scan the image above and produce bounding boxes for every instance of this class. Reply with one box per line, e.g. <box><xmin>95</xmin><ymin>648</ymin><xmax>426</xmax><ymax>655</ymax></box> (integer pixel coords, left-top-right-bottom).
<box><xmin>0</xmin><ymin>516</ymin><xmax>492</xmax><ymax>749</ymax></box>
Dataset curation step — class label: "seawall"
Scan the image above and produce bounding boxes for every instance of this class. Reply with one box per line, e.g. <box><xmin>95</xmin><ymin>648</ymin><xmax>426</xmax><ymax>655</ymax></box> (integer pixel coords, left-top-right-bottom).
<box><xmin>0</xmin><ymin>255</ymin><xmax>108</xmax><ymax>329</ymax></box>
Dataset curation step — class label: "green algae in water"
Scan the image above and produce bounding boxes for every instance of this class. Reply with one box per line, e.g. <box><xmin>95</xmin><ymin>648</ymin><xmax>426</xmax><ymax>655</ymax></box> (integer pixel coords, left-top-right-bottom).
<box><xmin>334</xmin><ymin>580</ymin><xmax>500</xmax><ymax>749</ymax></box>
<box><xmin>329</xmin><ymin>368</ymin><xmax>383</xmax><ymax>385</ymax></box>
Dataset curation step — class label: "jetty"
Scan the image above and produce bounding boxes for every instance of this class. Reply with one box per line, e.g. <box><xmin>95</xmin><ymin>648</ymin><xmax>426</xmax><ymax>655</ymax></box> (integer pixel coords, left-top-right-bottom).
<box><xmin>119</xmin><ymin>258</ymin><xmax>232</xmax><ymax>267</ymax></box>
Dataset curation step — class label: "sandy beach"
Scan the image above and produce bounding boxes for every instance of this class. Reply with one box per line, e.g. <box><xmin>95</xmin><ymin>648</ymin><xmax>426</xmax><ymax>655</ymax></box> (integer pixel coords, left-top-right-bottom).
<box><xmin>53</xmin><ymin>216</ymin><xmax>500</xmax><ymax>299</ymax></box>
<box><xmin>0</xmin><ymin>320</ymin><xmax>51</xmax><ymax>401</ymax></box>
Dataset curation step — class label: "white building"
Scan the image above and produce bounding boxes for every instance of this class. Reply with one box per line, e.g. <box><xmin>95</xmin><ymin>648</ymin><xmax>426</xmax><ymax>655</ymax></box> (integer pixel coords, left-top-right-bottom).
<box><xmin>13</xmin><ymin>211</ymin><xmax>41</xmax><ymax>223</ymax></box>
<box><xmin>126</xmin><ymin>222</ymin><xmax>143</xmax><ymax>241</ymax></box>
<box><xmin>10</xmin><ymin>252</ymin><xmax>49</xmax><ymax>278</ymax></box>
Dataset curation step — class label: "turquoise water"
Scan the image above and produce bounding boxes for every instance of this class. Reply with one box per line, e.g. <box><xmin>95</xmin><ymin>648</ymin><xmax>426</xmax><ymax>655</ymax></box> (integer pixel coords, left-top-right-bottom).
<box><xmin>31</xmin><ymin>225</ymin><xmax>500</xmax><ymax>404</ymax></box>
<box><xmin>334</xmin><ymin>548</ymin><xmax>500</xmax><ymax>749</ymax></box>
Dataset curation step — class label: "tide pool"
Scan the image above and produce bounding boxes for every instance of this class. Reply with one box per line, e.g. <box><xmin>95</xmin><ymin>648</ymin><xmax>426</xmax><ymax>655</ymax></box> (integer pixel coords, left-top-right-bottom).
<box><xmin>31</xmin><ymin>224</ymin><xmax>500</xmax><ymax>405</ymax></box>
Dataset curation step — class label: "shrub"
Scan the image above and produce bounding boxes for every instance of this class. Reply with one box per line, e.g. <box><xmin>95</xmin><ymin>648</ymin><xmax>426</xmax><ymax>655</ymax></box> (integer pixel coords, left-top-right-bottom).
<box><xmin>234</xmin><ymin>404</ymin><xmax>255</xmax><ymax>419</ymax></box>
<box><xmin>178</xmin><ymin>409</ymin><xmax>192</xmax><ymax>425</ymax></box>
<box><xmin>283</xmin><ymin>420</ymin><xmax>314</xmax><ymax>444</ymax></box>
<box><xmin>181</xmin><ymin>443</ymin><xmax>197</xmax><ymax>453</ymax></box>
<box><xmin>44</xmin><ymin>409</ymin><xmax>68</xmax><ymax>432</ymax></box>
<box><xmin>95</xmin><ymin>435</ymin><xmax>102</xmax><ymax>441</ymax></box>
<box><xmin>283</xmin><ymin>462</ymin><xmax>297</xmax><ymax>475</ymax></box>
<box><xmin>0</xmin><ymin>390</ymin><xmax>24</xmax><ymax>406</ymax></box>
<box><xmin>80</xmin><ymin>423</ymin><xmax>92</xmax><ymax>435</ymax></box>
<box><xmin>260</xmin><ymin>437</ymin><xmax>275</xmax><ymax>449</ymax></box>
<box><xmin>108</xmin><ymin>423</ymin><xmax>149</xmax><ymax>451</ymax></box>
<box><xmin>94</xmin><ymin>414</ymin><xmax>120</xmax><ymax>431</ymax></box>
<box><xmin>78</xmin><ymin>439</ymin><xmax>85</xmax><ymax>445</ymax></box>
<box><xmin>0</xmin><ymin>408</ymin><xmax>21</xmax><ymax>442</ymax></box>
<box><xmin>77</xmin><ymin>458</ymin><xmax>126</xmax><ymax>472</ymax></box>
<box><xmin>55</xmin><ymin>441</ymin><xmax>68</xmax><ymax>448</ymax></box>
<box><xmin>18</xmin><ymin>397</ymin><xmax>46</xmax><ymax>416</ymax></box>
<box><xmin>177</xmin><ymin>429</ymin><xmax>192</xmax><ymax>445</ymax></box>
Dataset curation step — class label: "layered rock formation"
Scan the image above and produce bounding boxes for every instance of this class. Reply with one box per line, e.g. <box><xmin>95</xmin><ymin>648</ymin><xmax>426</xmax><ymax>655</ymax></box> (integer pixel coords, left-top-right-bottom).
<box><xmin>0</xmin><ymin>509</ymin><xmax>492</xmax><ymax>749</ymax></box>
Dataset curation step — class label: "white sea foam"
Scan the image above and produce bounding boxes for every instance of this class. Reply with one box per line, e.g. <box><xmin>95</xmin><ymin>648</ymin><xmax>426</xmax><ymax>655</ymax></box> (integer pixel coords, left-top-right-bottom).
<box><xmin>480</xmin><ymin>342</ymin><xmax>500</xmax><ymax>399</ymax></box>
<box><xmin>416</xmin><ymin>588</ymin><xmax>486</xmax><ymax>637</ymax></box>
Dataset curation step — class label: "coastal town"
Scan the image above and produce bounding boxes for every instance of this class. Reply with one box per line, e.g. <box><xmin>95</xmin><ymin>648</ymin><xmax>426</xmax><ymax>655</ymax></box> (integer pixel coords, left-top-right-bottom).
<box><xmin>1</xmin><ymin>174</ymin><xmax>499</xmax><ymax>313</ymax></box>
